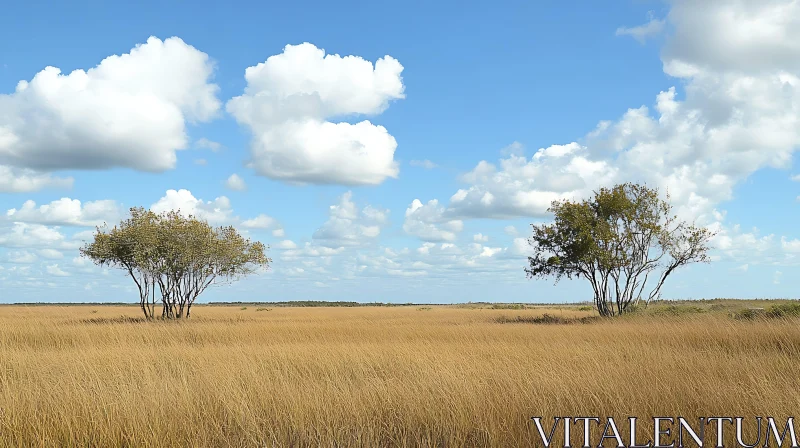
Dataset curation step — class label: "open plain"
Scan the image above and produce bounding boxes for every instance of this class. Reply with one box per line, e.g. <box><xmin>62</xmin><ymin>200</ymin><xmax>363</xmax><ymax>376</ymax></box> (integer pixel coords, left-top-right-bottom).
<box><xmin>0</xmin><ymin>301</ymin><xmax>799</xmax><ymax>447</ymax></box>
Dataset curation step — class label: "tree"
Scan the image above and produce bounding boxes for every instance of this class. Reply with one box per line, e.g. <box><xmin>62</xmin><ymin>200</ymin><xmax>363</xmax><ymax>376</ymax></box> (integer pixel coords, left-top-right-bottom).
<box><xmin>525</xmin><ymin>183</ymin><xmax>714</xmax><ymax>317</ymax></box>
<box><xmin>81</xmin><ymin>207</ymin><xmax>270</xmax><ymax>319</ymax></box>
<box><xmin>79</xmin><ymin>207</ymin><xmax>161</xmax><ymax>319</ymax></box>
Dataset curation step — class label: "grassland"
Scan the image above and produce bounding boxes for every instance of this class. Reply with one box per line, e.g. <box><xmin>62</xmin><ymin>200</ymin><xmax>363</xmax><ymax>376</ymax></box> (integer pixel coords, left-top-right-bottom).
<box><xmin>0</xmin><ymin>301</ymin><xmax>799</xmax><ymax>447</ymax></box>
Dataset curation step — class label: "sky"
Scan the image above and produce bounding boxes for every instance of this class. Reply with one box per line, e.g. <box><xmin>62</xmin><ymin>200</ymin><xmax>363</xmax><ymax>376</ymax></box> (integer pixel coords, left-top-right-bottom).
<box><xmin>1</xmin><ymin>0</ymin><xmax>800</xmax><ymax>303</ymax></box>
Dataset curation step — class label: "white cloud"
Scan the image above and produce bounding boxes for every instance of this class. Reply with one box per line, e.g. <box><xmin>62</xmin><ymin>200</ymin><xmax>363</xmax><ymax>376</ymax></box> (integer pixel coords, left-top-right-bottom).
<box><xmin>6</xmin><ymin>198</ymin><xmax>119</xmax><ymax>226</ymax></box>
<box><xmin>241</xmin><ymin>214</ymin><xmax>280</xmax><ymax>230</ymax></box>
<box><xmin>38</xmin><ymin>249</ymin><xmax>64</xmax><ymax>259</ymax></box>
<box><xmin>774</xmin><ymin>270</ymin><xmax>783</xmax><ymax>285</ymax></box>
<box><xmin>410</xmin><ymin>159</ymin><xmax>437</xmax><ymax>169</ymax></box>
<box><xmin>46</xmin><ymin>264</ymin><xmax>68</xmax><ymax>277</ymax></box>
<box><xmin>281</xmin><ymin>242</ymin><xmax>346</xmax><ymax>260</ymax></box>
<box><xmin>8</xmin><ymin>250</ymin><xmax>36</xmax><ymax>263</ymax></box>
<box><xmin>227</xmin><ymin>42</ymin><xmax>404</xmax><ymax>185</ymax></box>
<box><xmin>503</xmin><ymin>225</ymin><xmax>519</xmax><ymax>236</ymax></box>
<box><xmin>616</xmin><ymin>12</ymin><xmax>666</xmax><ymax>43</ymax></box>
<box><xmin>195</xmin><ymin>138</ymin><xmax>223</xmax><ymax>151</ymax></box>
<box><xmin>0</xmin><ymin>166</ymin><xmax>73</xmax><ymax>193</ymax></box>
<box><xmin>225</xmin><ymin>173</ymin><xmax>247</xmax><ymax>191</ymax></box>
<box><xmin>275</xmin><ymin>240</ymin><xmax>297</xmax><ymax>250</ymax></box>
<box><xmin>272</xmin><ymin>228</ymin><xmax>285</xmax><ymax>237</ymax></box>
<box><xmin>151</xmin><ymin>189</ymin><xmax>233</xmax><ymax>225</ymax></box>
<box><xmin>473</xmin><ymin>233</ymin><xmax>489</xmax><ymax>242</ymax></box>
<box><xmin>150</xmin><ymin>189</ymin><xmax>283</xmax><ymax>236</ymax></box>
<box><xmin>446</xmin><ymin>142</ymin><xmax>614</xmax><ymax>219</ymax></box>
<box><xmin>403</xmin><ymin>199</ymin><xmax>463</xmax><ymax>242</ymax></box>
<box><xmin>663</xmin><ymin>0</ymin><xmax>800</xmax><ymax>76</ymax></box>
<box><xmin>439</xmin><ymin>0</ymin><xmax>800</xmax><ymax>226</ymax></box>
<box><xmin>0</xmin><ymin>223</ymin><xmax>67</xmax><ymax>249</ymax></box>
<box><xmin>0</xmin><ymin>36</ymin><xmax>220</xmax><ymax>173</ymax></box>
<box><xmin>312</xmin><ymin>191</ymin><xmax>389</xmax><ymax>247</ymax></box>
<box><xmin>194</xmin><ymin>158</ymin><xmax>208</xmax><ymax>166</ymax></box>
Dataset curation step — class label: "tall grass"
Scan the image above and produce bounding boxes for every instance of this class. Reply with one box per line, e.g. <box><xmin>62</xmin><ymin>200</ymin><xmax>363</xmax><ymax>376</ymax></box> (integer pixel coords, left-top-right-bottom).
<box><xmin>0</xmin><ymin>305</ymin><xmax>798</xmax><ymax>446</ymax></box>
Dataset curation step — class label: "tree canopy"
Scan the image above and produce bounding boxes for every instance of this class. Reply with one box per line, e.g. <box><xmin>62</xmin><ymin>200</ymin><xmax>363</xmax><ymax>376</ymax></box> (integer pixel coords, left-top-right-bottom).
<box><xmin>526</xmin><ymin>183</ymin><xmax>714</xmax><ymax>317</ymax></box>
<box><xmin>80</xmin><ymin>207</ymin><xmax>270</xmax><ymax>319</ymax></box>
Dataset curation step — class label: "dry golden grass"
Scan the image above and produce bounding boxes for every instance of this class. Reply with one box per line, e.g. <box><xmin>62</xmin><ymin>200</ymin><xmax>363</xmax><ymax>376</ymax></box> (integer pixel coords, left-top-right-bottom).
<box><xmin>0</xmin><ymin>304</ymin><xmax>799</xmax><ymax>447</ymax></box>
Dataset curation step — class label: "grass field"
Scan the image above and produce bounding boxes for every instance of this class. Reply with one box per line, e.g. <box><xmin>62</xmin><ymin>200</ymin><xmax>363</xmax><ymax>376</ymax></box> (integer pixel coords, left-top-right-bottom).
<box><xmin>1</xmin><ymin>301</ymin><xmax>799</xmax><ymax>447</ymax></box>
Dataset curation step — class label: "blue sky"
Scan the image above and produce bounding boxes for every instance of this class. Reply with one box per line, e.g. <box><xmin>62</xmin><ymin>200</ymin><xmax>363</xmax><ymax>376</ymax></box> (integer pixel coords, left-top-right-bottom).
<box><xmin>1</xmin><ymin>0</ymin><xmax>800</xmax><ymax>303</ymax></box>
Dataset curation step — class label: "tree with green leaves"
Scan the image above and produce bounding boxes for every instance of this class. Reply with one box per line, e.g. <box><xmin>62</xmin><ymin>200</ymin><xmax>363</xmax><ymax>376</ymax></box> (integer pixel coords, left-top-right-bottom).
<box><xmin>525</xmin><ymin>183</ymin><xmax>714</xmax><ymax>317</ymax></box>
<box><xmin>80</xmin><ymin>207</ymin><xmax>270</xmax><ymax>319</ymax></box>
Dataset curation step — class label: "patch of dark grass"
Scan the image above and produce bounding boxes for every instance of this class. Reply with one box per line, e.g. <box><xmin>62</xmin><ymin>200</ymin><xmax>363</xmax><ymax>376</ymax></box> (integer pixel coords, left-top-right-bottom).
<box><xmin>766</xmin><ymin>303</ymin><xmax>800</xmax><ymax>318</ymax></box>
<box><xmin>255</xmin><ymin>307</ymin><xmax>272</xmax><ymax>312</ymax></box>
<box><xmin>495</xmin><ymin>313</ymin><xmax>600</xmax><ymax>325</ymax></box>
<box><xmin>732</xmin><ymin>308</ymin><xmax>766</xmax><ymax>320</ymax></box>
<box><xmin>417</xmin><ymin>307</ymin><xmax>432</xmax><ymax>311</ymax></box>
<box><xmin>80</xmin><ymin>316</ymin><xmax>148</xmax><ymax>325</ymax></box>
<box><xmin>651</xmin><ymin>305</ymin><xmax>706</xmax><ymax>316</ymax></box>
<box><xmin>734</xmin><ymin>303</ymin><xmax>800</xmax><ymax>320</ymax></box>
<box><xmin>490</xmin><ymin>304</ymin><xmax>528</xmax><ymax>310</ymax></box>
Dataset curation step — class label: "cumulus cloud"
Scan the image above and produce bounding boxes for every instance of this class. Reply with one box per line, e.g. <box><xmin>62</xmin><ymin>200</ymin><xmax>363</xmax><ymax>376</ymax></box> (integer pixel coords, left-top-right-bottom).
<box><xmin>241</xmin><ymin>214</ymin><xmax>280</xmax><ymax>230</ymax></box>
<box><xmin>0</xmin><ymin>166</ymin><xmax>73</xmax><ymax>193</ymax></box>
<box><xmin>7</xmin><ymin>250</ymin><xmax>37</xmax><ymax>263</ymax></box>
<box><xmin>149</xmin><ymin>189</ymin><xmax>283</xmax><ymax>236</ymax></box>
<box><xmin>225</xmin><ymin>173</ymin><xmax>247</xmax><ymax>191</ymax></box>
<box><xmin>6</xmin><ymin>198</ymin><xmax>120</xmax><ymax>227</ymax></box>
<box><xmin>46</xmin><ymin>264</ymin><xmax>69</xmax><ymax>277</ymax></box>
<box><xmin>0</xmin><ymin>223</ymin><xmax>67</xmax><ymax>249</ymax></box>
<box><xmin>446</xmin><ymin>142</ymin><xmax>613</xmax><ymax>219</ymax></box>
<box><xmin>227</xmin><ymin>42</ymin><xmax>405</xmax><ymax>185</ymax></box>
<box><xmin>151</xmin><ymin>189</ymin><xmax>233</xmax><ymax>225</ymax></box>
<box><xmin>38</xmin><ymin>248</ymin><xmax>64</xmax><ymax>259</ymax></box>
<box><xmin>0</xmin><ymin>36</ymin><xmax>220</xmax><ymax>173</ymax></box>
<box><xmin>312</xmin><ymin>191</ymin><xmax>389</xmax><ymax>247</ymax></box>
<box><xmin>439</xmin><ymin>0</ymin><xmax>800</xmax><ymax>228</ymax></box>
<box><xmin>403</xmin><ymin>199</ymin><xmax>463</xmax><ymax>242</ymax></box>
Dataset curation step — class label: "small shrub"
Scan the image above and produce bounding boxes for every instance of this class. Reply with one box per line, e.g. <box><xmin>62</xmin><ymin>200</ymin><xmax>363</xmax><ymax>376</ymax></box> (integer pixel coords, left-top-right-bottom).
<box><xmin>733</xmin><ymin>308</ymin><xmax>765</xmax><ymax>320</ymax></box>
<box><xmin>240</xmin><ymin>307</ymin><xmax>248</xmax><ymax>311</ymax></box>
<box><xmin>652</xmin><ymin>305</ymin><xmax>705</xmax><ymax>316</ymax></box>
<box><xmin>491</xmin><ymin>304</ymin><xmax>526</xmax><ymax>310</ymax></box>
<box><xmin>255</xmin><ymin>307</ymin><xmax>271</xmax><ymax>312</ymax></box>
<box><xmin>495</xmin><ymin>314</ymin><xmax>599</xmax><ymax>325</ymax></box>
<box><xmin>577</xmin><ymin>306</ymin><xmax>593</xmax><ymax>312</ymax></box>
<box><xmin>417</xmin><ymin>307</ymin><xmax>432</xmax><ymax>311</ymax></box>
<box><xmin>766</xmin><ymin>303</ymin><xmax>800</xmax><ymax>318</ymax></box>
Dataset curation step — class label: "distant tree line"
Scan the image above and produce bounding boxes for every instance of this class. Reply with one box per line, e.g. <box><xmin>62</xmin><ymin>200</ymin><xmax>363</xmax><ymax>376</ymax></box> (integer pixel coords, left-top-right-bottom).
<box><xmin>81</xmin><ymin>207</ymin><xmax>269</xmax><ymax>319</ymax></box>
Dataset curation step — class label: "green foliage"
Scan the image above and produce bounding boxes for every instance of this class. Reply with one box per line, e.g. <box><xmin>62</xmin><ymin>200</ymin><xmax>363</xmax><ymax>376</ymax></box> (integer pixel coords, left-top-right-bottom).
<box><xmin>766</xmin><ymin>303</ymin><xmax>800</xmax><ymax>318</ymax></box>
<box><xmin>490</xmin><ymin>304</ymin><xmax>527</xmax><ymax>310</ymax></box>
<box><xmin>526</xmin><ymin>183</ymin><xmax>714</xmax><ymax>317</ymax></box>
<box><xmin>733</xmin><ymin>308</ymin><xmax>764</xmax><ymax>320</ymax></box>
<box><xmin>80</xmin><ymin>207</ymin><xmax>271</xmax><ymax>319</ymax></box>
<box><xmin>495</xmin><ymin>314</ymin><xmax>599</xmax><ymax>325</ymax></box>
<box><xmin>651</xmin><ymin>305</ymin><xmax>705</xmax><ymax>316</ymax></box>
<box><xmin>577</xmin><ymin>306</ymin><xmax>593</xmax><ymax>312</ymax></box>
